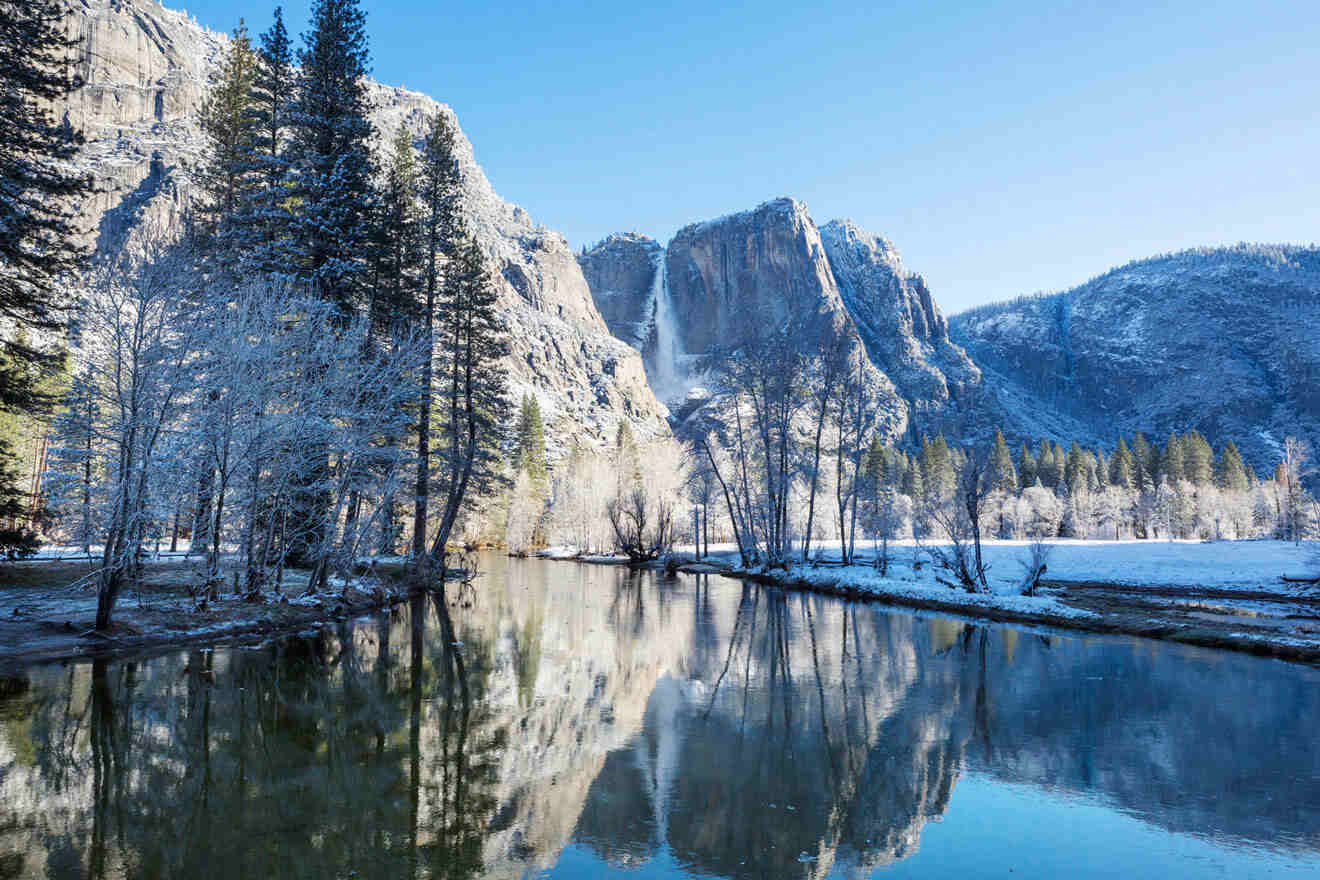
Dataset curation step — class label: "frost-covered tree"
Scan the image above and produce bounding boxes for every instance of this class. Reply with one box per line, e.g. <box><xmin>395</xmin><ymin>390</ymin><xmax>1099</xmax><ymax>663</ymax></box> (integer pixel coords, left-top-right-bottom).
<box><xmin>232</xmin><ymin>7</ymin><xmax>296</xmax><ymax>274</ymax></box>
<box><xmin>76</xmin><ymin>234</ymin><xmax>202</xmax><ymax>629</ymax></box>
<box><xmin>832</xmin><ymin>352</ymin><xmax>882</xmax><ymax>564</ymax></box>
<box><xmin>46</xmin><ymin>366</ymin><xmax>102</xmax><ymax>554</ymax></box>
<box><xmin>1278</xmin><ymin>437</ymin><xmax>1313</xmax><ymax>543</ymax></box>
<box><xmin>286</xmin><ymin>0</ymin><xmax>377</xmax><ymax>313</ymax></box>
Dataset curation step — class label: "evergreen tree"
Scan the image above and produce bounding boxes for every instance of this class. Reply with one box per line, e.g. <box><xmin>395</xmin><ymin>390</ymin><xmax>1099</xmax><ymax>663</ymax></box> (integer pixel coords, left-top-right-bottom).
<box><xmin>45</xmin><ymin>366</ymin><xmax>100</xmax><ymax>553</ymax></box>
<box><xmin>197</xmin><ymin>21</ymin><xmax>259</xmax><ymax>245</ymax></box>
<box><xmin>368</xmin><ymin>126</ymin><xmax>422</xmax><ymax>331</ymax></box>
<box><xmin>512</xmin><ymin>394</ymin><xmax>547</xmax><ymax>488</ymax></box>
<box><xmin>410</xmin><ymin>110</ymin><xmax>463</xmax><ymax>569</ymax></box>
<box><xmin>1094</xmin><ymin>449</ymin><xmax>1109</xmax><ymax>489</ymax></box>
<box><xmin>287</xmin><ymin>0</ymin><xmax>377</xmax><ymax>315</ymax></box>
<box><xmin>901</xmin><ymin>462</ymin><xmax>924</xmax><ymax>506</ymax></box>
<box><xmin>1016</xmin><ymin>441</ymin><xmax>1037</xmax><ymax>488</ymax></box>
<box><xmin>425</xmin><ymin>225</ymin><xmax>511</xmax><ymax>569</ymax></box>
<box><xmin>1064</xmin><ymin>441</ymin><xmax>1088</xmax><ymax>493</ymax></box>
<box><xmin>1216</xmin><ymin>440</ymin><xmax>1249</xmax><ymax>491</ymax></box>
<box><xmin>1037</xmin><ymin>440</ymin><xmax>1064</xmax><ymax>488</ymax></box>
<box><xmin>862</xmin><ymin>435</ymin><xmax>888</xmax><ymax>487</ymax></box>
<box><xmin>919</xmin><ymin>434</ymin><xmax>955</xmax><ymax>500</ymax></box>
<box><xmin>0</xmin><ymin>0</ymin><xmax>89</xmax><ymax>413</ymax></box>
<box><xmin>615</xmin><ymin>419</ymin><xmax>641</xmax><ymax>491</ymax></box>
<box><xmin>1161</xmin><ymin>431</ymin><xmax>1185</xmax><ymax>484</ymax></box>
<box><xmin>1131</xmin><ymin>433</ymin><xmax>1154</xmax><ymax>493</ymax></box>
<box><xmin>237</xmin><ymin>7</ymin><xmax>296</xmax><ymax>273</ymax></box>
<box><xmin>1109</xmin><ymin>437</ymin><xmax>1134</xmax><ymax>489</ymax></box>
<box><xmin>1183</xmin><ymin>430</ymin><xmax>1214</xmax><ymax>486</ymax></box>
<box><xmin>989</xmin><ymin>429</ymin><xmax>1017</xmax><ymax>492</ymax></box>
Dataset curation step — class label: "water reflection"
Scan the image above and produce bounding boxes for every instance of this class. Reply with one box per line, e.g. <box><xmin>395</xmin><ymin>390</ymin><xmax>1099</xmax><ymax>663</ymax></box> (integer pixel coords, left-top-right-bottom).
<box><xmin>1</xmin><ymin>557</ymin><xmax>1318</xmax><ymax>879</ymax></box>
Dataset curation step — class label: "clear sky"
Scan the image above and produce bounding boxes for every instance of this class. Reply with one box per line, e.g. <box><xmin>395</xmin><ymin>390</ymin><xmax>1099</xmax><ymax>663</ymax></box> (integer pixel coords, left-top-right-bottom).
<box><xmin>179</xmin><ymin>0</ymin><xmax>1319</xmax><ymax>313</ymax></box>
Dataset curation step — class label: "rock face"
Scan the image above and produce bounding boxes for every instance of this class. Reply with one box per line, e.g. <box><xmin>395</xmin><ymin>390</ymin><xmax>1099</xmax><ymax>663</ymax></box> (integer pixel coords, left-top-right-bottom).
<box><xmin>949</xmin><ymin>245</ymin><xmax>1320</xmax><ymax>472</ymax></box>
<box><xmin>583</xmin><ymin>199</ymin><xmax>1004</xmax><ymax>443</ymax></box>
<box><xmin>577</xmin><ymin>233</ymin><xmax>663</xmax><ymax>352</ymax></box>
<box><xmin>660</xmin><ymin>198</ymin><xmax>904</xmax><ymax>431</ymax></box>
<box><xmin>58</xmin><ymin>0</ymin><xmax>668</xmax><ymax>451</ymax></box>
<box><xmin>818</xmin><ymin>219</ymin><xmax>984</xmax><ymax>438</ymax></box>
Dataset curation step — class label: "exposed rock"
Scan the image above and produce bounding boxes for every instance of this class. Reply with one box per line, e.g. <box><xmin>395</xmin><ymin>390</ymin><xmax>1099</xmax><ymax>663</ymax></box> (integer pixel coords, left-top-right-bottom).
<box><xmin>950</xmin><ymin>244</ymin><xmax>1320</xmax><ymax>472</ymax></box>
<box><xmin>819</xmin><ymin>219</ymin><xmax>992</xmax><ymax>442</ymax></box>
<box><xmin>661</xmin><ymin>198</ymin><xmax>905</xmax><ymax>433</ymax></box>
<box><xmin>577</xmin><ymin>233</ymin><xmax>663</xmax><ymax>352</ymax></box>
<box><xmin>57</xmin><ymin>0</ymin><xmax>667</xmax><ymax>452</ymax></box>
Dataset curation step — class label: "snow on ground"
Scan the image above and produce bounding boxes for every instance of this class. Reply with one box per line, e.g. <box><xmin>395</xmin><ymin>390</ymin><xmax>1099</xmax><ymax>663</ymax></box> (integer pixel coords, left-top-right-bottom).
<box><xmin>676</xmin><ymin>539</ymin><xmax>1317</xmax><ymax>596</ymax></box>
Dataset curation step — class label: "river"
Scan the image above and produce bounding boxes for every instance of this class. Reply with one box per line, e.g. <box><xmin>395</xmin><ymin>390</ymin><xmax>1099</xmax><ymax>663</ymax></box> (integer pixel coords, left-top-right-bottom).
<box><xmin>1</xmin><ymin>555</ymin><xmax>1317</xmax><ymax>878</ymax></box>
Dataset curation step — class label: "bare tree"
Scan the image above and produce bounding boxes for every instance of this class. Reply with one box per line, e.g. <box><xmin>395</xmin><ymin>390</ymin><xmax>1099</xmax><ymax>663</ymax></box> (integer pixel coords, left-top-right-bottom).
<box><xmin>927</xmin><ymin>450</ymin><xmax>992</xmax><ymax>592</ymax></box>
<box><xmin>1279</xmin><ymin>436</ymin><xmax>1313</xmax><ymax>543</ymax></box>
<box><xmin>1018</xmin><ymin>536</ymin><xmax>1052</xmax><ymax>596</ymax></box>
<box><xmin>801</xmin><ymin>330</ymin><xmax>848</xmax><ymax>562</ymax></box>
<box><xmin>80</xmin><ymin>234</ymin><xmax>201</xmax><ymax>629</ymax></box>
<box><xmin>833</xmin><ymin>353</ymin><xmax>882</xmax><ymax>565</ymax></box>
<box><xmin>606</xmin><ymin>487</ymin><xmax>675</xmax><ymax>563</ymax></box>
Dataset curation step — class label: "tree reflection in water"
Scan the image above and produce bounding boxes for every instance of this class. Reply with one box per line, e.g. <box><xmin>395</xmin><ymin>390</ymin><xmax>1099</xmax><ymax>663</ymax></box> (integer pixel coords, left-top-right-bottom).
<box><xmin>1</xmin><ymin>556</ymin><xmax>1319</xmax><ymax>879</ymax></box>
<box><xmin>3</xmin><ymin>592</ymin><xmax>500</xmax><ymax>879</ymax></box>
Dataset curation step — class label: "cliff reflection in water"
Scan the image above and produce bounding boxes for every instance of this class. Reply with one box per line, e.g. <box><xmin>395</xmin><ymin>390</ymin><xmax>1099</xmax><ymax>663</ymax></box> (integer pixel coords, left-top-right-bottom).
<box><xmin>1</xmin><ymin>556</ymin><xmax>1318</xmax><ymax>879</ymax></box>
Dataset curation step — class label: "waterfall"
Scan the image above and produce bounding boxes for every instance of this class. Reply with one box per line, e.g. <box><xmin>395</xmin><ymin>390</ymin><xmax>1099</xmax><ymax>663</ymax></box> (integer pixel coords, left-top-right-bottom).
<box><xmin>650</xmin><ymin>251</ymin><xmax>684</xmax><ymax>403</ymax></box>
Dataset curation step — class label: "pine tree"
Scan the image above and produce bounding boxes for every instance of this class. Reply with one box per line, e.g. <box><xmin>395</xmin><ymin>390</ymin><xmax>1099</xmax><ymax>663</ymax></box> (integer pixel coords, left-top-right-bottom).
<box><xmin>287</xmin><ymin>0</ymin><xmax>377</xmax><ymax>315</ymax></box>
<box><xmin>410</xmin><ymin>110</ymin><xmax>463</xmax><ymax>570</ymax></box>
<box><xmin>1016</xmin><ymin>441</ymin><xmax>1038</xmax><ymax>488</ymax></box>
<box><xmin>1131</xmin><ymin>433</ymin><xmax>1154</xmax><ymax>493</ymax></box>
<box><xmin>425</xmin><ymin>225</ymin><xmax>511</xmax><ymax>568</ymax></box>
<box><xmin>901</xmin><ymin>462</ymin><xmax>923</xmax><ymax>505</ymax></box>
<box><xmin>237</xmin><ymin>7</ymin><xmax>296</xmax><ymax>273</ymax></box>
<box><xmin>1064</xmin><ymin>441</ymin><xmax>1088</xmax><ymax>493</ymax></box>
<box><xmin>197</xmin><ymin>21</ymin><xmax>259</xmax><ymax>246</ymax></box>
<box><xmin>615</xmin><ymin>419</ymin><xmax>641</xmax><ymax>492</ymax></box>
<box><xmin>45</xmin><ymin>366</ymin><xmax>100</xmax><ymax>553</ymax></box>
<box><xmin>368</xmin><ymin>126</ymin><xmax>423</xmax><ymax>331</ymax></box>
<box><xmin>1161</xmin><ymin>431</ymin><xmax>1185</xmax><ymax>484</ymax></box>
<box><xmin>1216</xmin><ymin>439</ymin><xmax>1249</xmax><ymax>491</ymax></box>
<box><xmin>989</xmin><ymin>429</ymin><xmax>1017</xmax><ymax>492</ymax></box>
<box><xmin>1037</xmin><ymin>440</ymin><xmax>1064</xmax><ymax>488</ymax></box>
<box><xmin>1109</xmin><ymin>437</ymin><xmax>1134</xmax><ymax>489</ymax></box>
<box><xmin>1183</xmin><ymin>430</ymin><xmax>1214</xmax><ymax>486</ymax></box>
<box><xmin>919</xmin><ymin>433</ymin><xmax>955</xmax><ymax>500</ymax></box>
<box><xmin>0</xmin><ymin>0</ymin><xmax>89</xmax><ymax>414</ymax></box>
<box><xmin>513</xmin><ymin>393</ymin><xmax>547</xmax><ymax>488</ymax></box>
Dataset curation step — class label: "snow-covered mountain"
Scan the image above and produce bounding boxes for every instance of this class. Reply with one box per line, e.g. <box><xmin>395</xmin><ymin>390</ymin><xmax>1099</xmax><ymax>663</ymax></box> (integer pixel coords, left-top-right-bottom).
<box><xmin>59</xmin><ymin>0</ymin><xmax>668</xmax><ymax>452</ymax></box>
<box><xmin>950</xmin><ymin>245</ymin><xmax>1320</xmax><ymax>472</ymax></box>
<box><xmin>579</xmin><ymin>199</ymin><xmax>1045</xmax><ymax>444</ymax></box>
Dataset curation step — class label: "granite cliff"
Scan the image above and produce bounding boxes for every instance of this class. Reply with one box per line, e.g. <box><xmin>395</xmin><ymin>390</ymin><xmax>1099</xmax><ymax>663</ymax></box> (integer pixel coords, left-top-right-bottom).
<box><xmin>580</xmin><ymin>199</ymin><xmax>1002</xmax><ymax>444</ymax></box>
<box><xmin>58</xmin><ymin>0</ymin><xmax>668</xmax><ymax>450</ymax></box>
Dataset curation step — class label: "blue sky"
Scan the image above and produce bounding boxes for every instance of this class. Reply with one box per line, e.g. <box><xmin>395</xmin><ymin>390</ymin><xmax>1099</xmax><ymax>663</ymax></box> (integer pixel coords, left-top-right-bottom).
<box><xmin>181</xmin><ymin>0</ymin><xmax>1319</xmax><ymax>313</ymax></box>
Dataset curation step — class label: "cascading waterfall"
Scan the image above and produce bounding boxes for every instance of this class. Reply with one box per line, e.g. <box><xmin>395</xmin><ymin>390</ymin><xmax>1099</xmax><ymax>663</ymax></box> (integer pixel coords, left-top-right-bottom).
<box><xmin>650</xmin><ymin>250</ymin><xmax>684</xmax><ymax>403</ymax></box>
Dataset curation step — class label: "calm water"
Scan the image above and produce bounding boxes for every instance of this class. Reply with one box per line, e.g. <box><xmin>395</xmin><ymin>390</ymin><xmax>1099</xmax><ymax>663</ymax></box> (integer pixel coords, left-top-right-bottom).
<box><xmin>1</xmin><ymin>556</ymin><xmax>1318</xmax><ymax>879</ymax></box>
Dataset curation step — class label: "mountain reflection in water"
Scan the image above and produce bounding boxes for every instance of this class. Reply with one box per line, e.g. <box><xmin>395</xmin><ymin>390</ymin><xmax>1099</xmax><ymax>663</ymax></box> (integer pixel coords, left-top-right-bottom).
<box><xmin>1</xmin><ymin>556</ymin><xmax>1318</xmax><ymax>879</ymax></box>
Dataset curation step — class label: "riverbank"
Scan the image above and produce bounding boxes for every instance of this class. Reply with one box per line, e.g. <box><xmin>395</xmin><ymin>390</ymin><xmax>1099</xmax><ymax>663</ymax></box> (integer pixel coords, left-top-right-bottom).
<box><xmin>548</xmin><ymin>539</ymin><xmax>1320</xmax><ymax>664</ymax></box>
<box><xmin>0</xmin><ymin>557</ymin><xmax>420</xmax><ymax>672</ymax></box>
